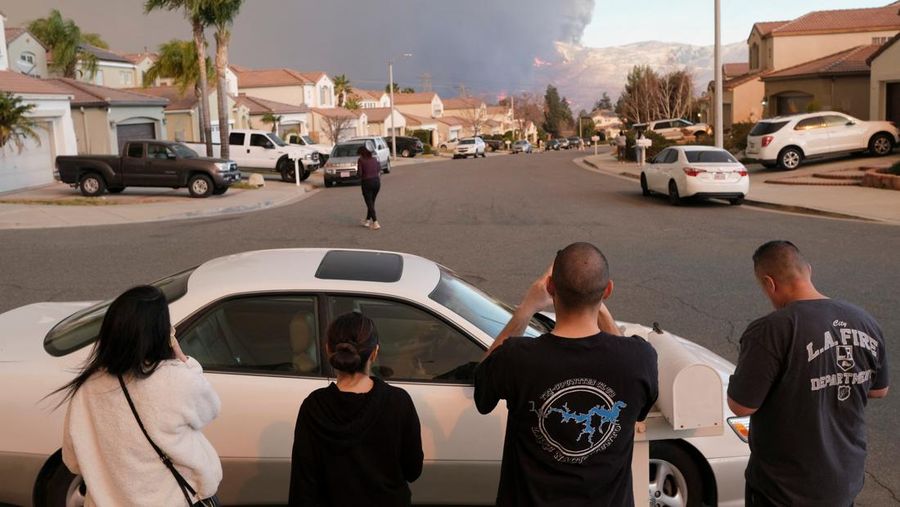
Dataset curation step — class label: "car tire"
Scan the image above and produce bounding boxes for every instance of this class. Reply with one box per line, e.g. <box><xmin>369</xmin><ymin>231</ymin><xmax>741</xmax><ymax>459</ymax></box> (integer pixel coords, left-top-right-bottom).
<box><xmin>869</xmin><ymin>133</ymin><xmax>894</xmax><ymax>157</ymax></box>
<box><xmin>278</xmin><ymin>157</ymin><xmax>296</xmax><ymax>182</ymax></box>
<box><xmin>212</xmin><ymin>186</ymin><xmax>228</xmax><ymax>196</ymax></box>
<box><xmin>107</xmin><ymin>187</ymin><xmax>125</xmax><ymax>194</ymax></box>
<box><xmin>640</xmin><ymin>173</ymin><xmax>651</xmax><ymax>196</ymax></box>
<box><xmin>34</xmin><ymin>454</ymin><xmax>86</xmax><ymax>507</ymax></box>
<box><xmin>649</xmin><ymin>441</ymin><xmax>705</xmax><ymax>507</ymax></box>
<box><xmin>324</xmin><ymin>178</ymin><xmax>334</xmax><ymax>188</ymax></box>
<box><xmin>777</xmin><ymin>147</ymin><xmax>803</xmax><ymax>170</ymax></box>
<box><xmin>188</xmin><ymin>174</ymin><xmax>213</xmax><ymax>198</ymax></box>
<box><xmin>668</xmin><ymin>180</ymin><xmax>682</xmax><ymax>206</ymax></box>
<box><xmin>78</xmin><ymin>173</ymin><xmax>106</xmax><ymax>197</ymax></box>
<box><xmin>693</xmin><ymin>131</ymin><xmax>706</xmax><ymax>140</ymax></box>
<box><xmin>383</xmin><ymin>161</ymin><xmax>391</xmax><ymax>174</ymax></box>
<box><xmin>729</xmin><ymin>196</ymin><xmax>744</xmax><ymax>205</ymax></box>
<box><xmin>401</xmin><ymin>148</ymin><xmax>411</xmax><ymax>158</ymax></box>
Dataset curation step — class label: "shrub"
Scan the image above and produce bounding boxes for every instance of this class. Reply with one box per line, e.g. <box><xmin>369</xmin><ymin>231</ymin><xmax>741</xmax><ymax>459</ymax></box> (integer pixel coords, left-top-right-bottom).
<box><xmin>409</xmin><ymin>129</ymin><xmax>432</xmax><ymax>146</ymax></box>
<box><xmin>423</xmin><ymin>143</ymin><xmax>434</xmax><ymax>155</ymax></box>
<box><xmin>624</xmin><ymin>130</ymin><xmax>674</xmax><ymax>161</ymax></box>
<box><xmin>725</xmin><ymin>122</ymin><xmax>754</xmax><ymax>153</ymax></box>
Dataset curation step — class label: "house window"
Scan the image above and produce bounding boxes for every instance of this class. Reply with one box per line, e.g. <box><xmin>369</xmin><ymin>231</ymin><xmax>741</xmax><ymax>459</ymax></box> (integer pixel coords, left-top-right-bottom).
<box><xmin>319</xmin><ymin>85</ymin><xmax>331</xmax><ymax>106</ymax></box>
<box><xmin>121</xmin><ymin>71</ymin><xmax>133</xmax><ymax>86</ymax></box>
<box><xmin>20</xmin><ymin>52</ymin><xmax>36</xmax><ymax>64</ymax></box>
<box><xmin>872</xmin><ymin>36</ymin><xmax>889</xmax><ymax>45</ymax></box>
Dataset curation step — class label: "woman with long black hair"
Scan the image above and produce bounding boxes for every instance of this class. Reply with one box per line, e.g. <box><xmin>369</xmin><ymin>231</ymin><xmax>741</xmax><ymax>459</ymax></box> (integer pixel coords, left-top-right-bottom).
<box><xmin>358</xmin><ymin>143</ymin><xmax>383</xmax><ymax>230</ymax></box>
<box><xmin>289</xmin><ymin>312</ymin><xmax>423</xmax><ymax>506</ymax></box>
<box><xmin>56</xmin><ymin>285</ymin><xmax>222</xmax><ymax>506</ymax></box>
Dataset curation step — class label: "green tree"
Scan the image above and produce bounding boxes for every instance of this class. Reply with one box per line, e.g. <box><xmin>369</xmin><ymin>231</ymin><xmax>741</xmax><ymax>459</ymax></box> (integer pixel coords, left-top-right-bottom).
<box><xmin>203</xmin><ymin>0</ymin><xmax>243</xmax><ymax>159</ymax></box>
<box><xmin>401</xmin><ymin>87</ymin><xmax>415</xmax><ymax>94</ymax></box>
<box><xmin>28</xmin><ymin>10</ymin><xmax>107</xmax><ymax>79</ymax></box>
<box><xmin>261</xmin><ymin>113</ymin><xmax>282</xmax><ymax>133</ymax></box>
<box><xmin>542</xmin><ymin>85</ymin><xmax>573</xmax><ymax>136</ymax></box>
<box><xmin>344</xmin><ymin>96</ymin><xmax>361</xmax><ymax>110</ymax></box>
<box><xmin>0</xmin><ymin>93</ymin><xmax>41</xmax><ymax>153</ymax></box>
<box><xmin>145</xmin><ymin>0</ymin><xmax>213</xmax><ymax>154</ymax></box>
<box><xmin>143</xmin><ymin>40</ymin><xmax>212</xmax><ymax>91</ymax></box>
<box><xmin>385</xmin><ymin>82</ymin><xmax>399</xmax><ymax>93</ymax></box>
<box><xmin>333</xmin><ymin>74</ymin><xmax>351</xmax><ymax>107</ymax></box>
<box><xmin>593</xmin><ymin>92</ymin><xmax>613</xmax><ymax>111</ymax></box>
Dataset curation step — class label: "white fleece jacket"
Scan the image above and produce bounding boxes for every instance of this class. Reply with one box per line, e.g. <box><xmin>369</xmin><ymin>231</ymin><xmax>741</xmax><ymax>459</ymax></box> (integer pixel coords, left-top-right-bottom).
<box><xmin>62</xmin><ymin>357</ymin><xmax>222</xmax><ymax>507</ymax></box>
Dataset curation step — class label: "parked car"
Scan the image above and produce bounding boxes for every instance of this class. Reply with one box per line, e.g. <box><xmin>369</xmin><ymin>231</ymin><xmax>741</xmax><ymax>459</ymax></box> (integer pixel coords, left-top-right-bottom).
<box><xmin>482</xmin><ymin>138</ymin><xmax>504</xmax><ymax>152</ymax></box>
<box><xmin>567</xmin><ymin>136</ymin><xmax>583</xmax><ymax>149</ymax></box>
<box><xmin>284</xmin><ymin>133</ymin><xmax>333</xmax><ymax>165</ymax></box>
<box><xmin>351</xmin><ymin>136</ymin><xmax>392</xmax><ymax>173</ymax></box>
<box><xmin>439</xmin><ymin>138</ymin><xmax>461</xmax><ymax>151</ymax></box>
<box><xmin>183</xmin><ymin>129</ymin><xmax>319</xmax><ymax>183</ymax></box>
<box><xmin>557</xmin><ymin>138</ymin><xmax>570</xmax><ymax>149</ymax></box>
<box><xmin>453</xmin><ymin>137</ymin><xmax>486</xmax><ymax>159</ymax></box>
<box><xmin>545</xmin><ymin>139</ymin><xmax>561</xmax><ymax>151</ymax></box>
<box><xmin>640</xmin><ymin>146</ymin><xmax>749</xmax><ymax>206</ymax></box>
<box><xmin>511</xmin><ymin>140</ymin><xmax>533</xmax><ymax>154</ymax></box>
<box><xmin>55</xmin><ymin>140</ymin><xmax>240</xmax><ymax>198</ymax></box>
<box><xmin>633</xmin><ymin>119</ymin><xmax>711</xmax><ymax>141</ymax></box>
<box><xmin>322</xmin><ymin>138</ymin><xmax>389</xmax><ymax>188</ymax></box>
<box><xmin>389</xmin><ymin>136</ymin><xmax>425</xmax><ymax>158</ymax></box>
<box><xmin>0</xmin><ymin>248</ymin><xmax>749</xmax><ymax>507</ymax></box>
<box><xmin>745</xmin><ymin>112</ymin><xmax>899</xmax><ymax>170</ymax></box>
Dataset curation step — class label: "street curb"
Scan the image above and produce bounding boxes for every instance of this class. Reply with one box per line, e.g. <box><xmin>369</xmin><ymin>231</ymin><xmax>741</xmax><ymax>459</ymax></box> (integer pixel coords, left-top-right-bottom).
<box><xmin>575</xmin><ymin>157</ymin><xmax>888</xmax><ymax>224</ymax></box>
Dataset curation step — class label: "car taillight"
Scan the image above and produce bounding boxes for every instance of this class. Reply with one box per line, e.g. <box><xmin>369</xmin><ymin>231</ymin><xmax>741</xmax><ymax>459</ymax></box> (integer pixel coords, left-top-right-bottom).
<box><xmin>738</xmin><ymin>169</ymin><xmax>748</xmax><ymax>176</ymax></box>
<box><xmin>761</xmin><ymin>135</ymin><xmax>774</xmax><ymax>147</ymax></box>
<box><xmin>683</xmin><ymin>167</ymin><xmax>706</xmax><ymax>177</ymax></box>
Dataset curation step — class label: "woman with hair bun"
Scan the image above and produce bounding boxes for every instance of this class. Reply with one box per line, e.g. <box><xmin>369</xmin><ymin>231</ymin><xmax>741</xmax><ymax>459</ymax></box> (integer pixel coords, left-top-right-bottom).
<box><xmin>289</xmin><ymin>312</ymin><xmax>423</xmax><ymax>506</ymax></box>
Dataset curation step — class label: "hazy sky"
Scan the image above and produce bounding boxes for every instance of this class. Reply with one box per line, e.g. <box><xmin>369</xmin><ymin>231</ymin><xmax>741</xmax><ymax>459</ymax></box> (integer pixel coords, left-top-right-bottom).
<box><xmin>2</xmin><ymin>0</ymin><xmax>892</xmax><ymax>96</ymax></box>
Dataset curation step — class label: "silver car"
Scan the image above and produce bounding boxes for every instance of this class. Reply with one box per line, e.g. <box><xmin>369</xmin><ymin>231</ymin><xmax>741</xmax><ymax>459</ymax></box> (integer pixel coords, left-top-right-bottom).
<box><xmin>512</xmin><ymin>140</ymin><xmax>533</xmax><ymax>154</ymax></box>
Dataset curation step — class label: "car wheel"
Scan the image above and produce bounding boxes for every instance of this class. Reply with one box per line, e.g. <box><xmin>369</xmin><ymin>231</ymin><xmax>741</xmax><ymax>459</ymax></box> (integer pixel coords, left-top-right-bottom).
<box><xmin>212</xmin><ymin>186</ymin><xmax>228</xmax><ymax>196</ymax></box>
<box><xmin>35</xmin><ymin>455</ymin><xmax>86</xmax><ymax>507</ymax></box>
<box><xmin>383</xmin><ymin>161</ymin><xmax>391</xmax><ymax>174</ymax></box>
<box><xmin>693</xmin><ymin>131</ymin><xmax>706</xmax><ymax>140</ymax></box>
<box><xmin>640</xmin><ymin>173</ymin><xmax>651</xmax><ymax>196</ymax></box>
<box><xmin>668</xmin><ymin>180</ymin><xmax>682</xmax><ymax>206</ymax></box>
<box><xmin>299</xmin><ymin>166</ymin><xmax>311</xmax><ymax>181</ymax></box>
<box><xmin>778</xmin><ymin>147</ymin><xmax>802</xmax><ymax>170</ymax></box>
<box><xmin>729</xmin><ymin>196</ymin><xmax>744</xmax><ymax>205</ymax></box>
<box><xmin>869</xmin><ymin>133</ymin><xmax>894</xmax><ymax>156</ymax></box>
<box><xmin>188</xmin><ymin>174</ymin><xmax>213</xmax><ymax>198</ymax></box>
<box><xmin>401</xmin><ymin>148</ymin><xmax>411</xmax><ymax>158</ymax></box>
<box><xmin>107</xmin><ymin>187</ymin><xmax>125</xmax><ymax>194</ymax></box>
<box><xmin>78</xmin><ymin>173</ymin><xmax>106</xmax><ymax>197</ymax></box>
<box><xmin>440</xmin><ymin>144</ymin><xmax>448</xmax><ymax>150</ymax></box>
<box><xmin>649</xmin><ymin>441</ymin><xmax>705</xmax><ymax>507</ymax></box>
<box><xmin>278</xmin><ymin>157</ymin><xmax>295</xmax><ymax>182</ymax></box>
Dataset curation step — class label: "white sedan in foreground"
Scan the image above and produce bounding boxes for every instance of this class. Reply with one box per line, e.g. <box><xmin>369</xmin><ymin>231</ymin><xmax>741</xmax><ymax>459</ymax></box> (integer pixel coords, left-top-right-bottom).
<box><xmin>0</xmin><ymin>249</ymin><xmax>749</xmax><ymax>507</ymax></box>
<box><xmin>641</xmin><ymin>146</ymin><xmax>749</xmax><ymax>206</ymax></box>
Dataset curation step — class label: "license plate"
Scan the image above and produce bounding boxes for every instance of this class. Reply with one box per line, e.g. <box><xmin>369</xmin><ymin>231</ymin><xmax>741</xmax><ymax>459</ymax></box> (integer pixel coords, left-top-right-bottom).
<box><xmin>340</xmin><ymin>171</ymin><xmax>350</xmax><ymax>178</ymax></box>
<box><xmin>715</xmin><ymin>173</ymin><xmax>725</xmax><ymax>180</ymax></box>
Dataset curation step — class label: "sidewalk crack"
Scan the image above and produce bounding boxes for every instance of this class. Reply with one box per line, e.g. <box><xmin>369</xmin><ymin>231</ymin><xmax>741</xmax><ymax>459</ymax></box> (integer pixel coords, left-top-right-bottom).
<box><xmin>865</xmin><ymin>469</ymin><xmax>900</xmax><ymax>504</ymax></box>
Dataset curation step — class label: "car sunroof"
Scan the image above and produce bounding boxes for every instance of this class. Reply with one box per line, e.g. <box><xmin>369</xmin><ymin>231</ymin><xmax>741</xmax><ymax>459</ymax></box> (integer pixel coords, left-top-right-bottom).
<box><xmin>315</xmin><ymin>250</ymin><xmax>404</xmax><ymax>283</ymax></box>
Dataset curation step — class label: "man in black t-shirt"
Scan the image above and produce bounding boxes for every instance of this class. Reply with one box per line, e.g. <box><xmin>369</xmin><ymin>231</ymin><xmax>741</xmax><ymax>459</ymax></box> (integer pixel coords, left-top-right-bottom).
<box><xmin>474</xmin><ymin>242</ymin><xmax>658</xmax><ymax>507</ymax></box>
<box><xmin>728</xmin><ymin>241</ymin><xmax>890</xmax><ymax>506</ymax></box>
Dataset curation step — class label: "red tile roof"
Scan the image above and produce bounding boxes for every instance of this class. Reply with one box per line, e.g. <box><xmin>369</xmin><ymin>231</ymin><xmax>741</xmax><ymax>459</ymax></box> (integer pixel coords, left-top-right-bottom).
<box><xmin>401</xmin><ymin>112</ymin><xmax>437</xmax><ymax>126</ymax></box>
<box><xmin>46</xmin><ymin>78</ymin><xmax>167</xmax><ymax>107</ymax></box>
<box><xmin>724</xmin><ymin>71</ymin><xmax>765</xmax><ymax>90</ymax></box>
<box><xmin>233</xmin><ymin>68</ymin><xmax>328</xmax><ymax>88</ymax></box>
<box><xmin>438</xmin><ymin>116</ymin><xmax>465</xmax><ymax>127</ymax></box>
<box><xmin>352</xmin><ymin>89</ymin><xmax>386</xmax><ymax>101</ymax></box>
<box><xmin>4</xmin><ymin>27</ymin><xmax>48</xmax><ymax>50</ymax></box>
<box><xmin>0</xmin><ymin>71</ymin><xmax>70</xmax><ymax>95</ymax></box>
<box><xmin>363</xmin><ymin>107</ymin><xmax>400</xmax><ymax>122</ymax></box>
<box><xmin>723</xmin><ymin>62</ymin><xmax>750</xmax><ymax>77</ymax></box>
<box><xmin>442</xmin><ymin>97</ymin><xmax>484</xmax><ymax>110</ymax></box>
<box><xmin>761</xmin><ymin>2</ymin><xmax>900</xmax><ymax>38</ymax></box>
<box><xmin>392</xmin><ymin>92</ymin><xmax>439</xmax><ymax>105</ymax></box>
<box><xmin>235</xmin><ymin>94</ymin><xmax>308</xmax><ymax>115</ymax></box>
<box><xmin>122</xmin><ymin>85</ymin><xmax>211</xmax><ymax>111</ymax></box>
<box><xmin>763</xmin><ymin>45</ymin><xmax>879</xmax><ymax>80</ymax></box>
<box><xmin>867</xmin><ymin>31</ymin><xmax>900</xmax><ymax>64</ymax></box>
<box><xmin>752</xmin><ymin>21</ymin><xmax>790</xmax><ymax>37</ymax></box>
<box><xmin>311</xmin><ymin>107</ymin><xmax>359</xmax><ymax>119</ymax></box>
<box><xmin>120</xmin><ymin>52</ymin><xmax>158</xmax><ymax>64</ymax></box>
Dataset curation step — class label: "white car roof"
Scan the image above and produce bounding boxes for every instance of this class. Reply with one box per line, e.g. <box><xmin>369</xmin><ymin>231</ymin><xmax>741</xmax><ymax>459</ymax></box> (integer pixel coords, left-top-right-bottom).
<box><xmin>676</xmin><ymin>145</ymin><xmax>729</xmax><ymax>152</ymax></box>
<box><xmin>762</xmin><ymin>111</ymin><xmax>853</xmax><ymax>122</ymax></box>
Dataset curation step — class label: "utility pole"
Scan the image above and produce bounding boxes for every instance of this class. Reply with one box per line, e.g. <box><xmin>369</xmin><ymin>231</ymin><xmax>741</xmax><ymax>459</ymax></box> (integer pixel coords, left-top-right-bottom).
<box><xmin>457</xmin><ymin>83</ymin><xmax>468</xmax><ymax>98</ymax></box>
<box><xmin>388</xmin><ymin>53</ymin><xmax>412</xmax><ymax>159</ymax></box>
<box><xmin>510</xmin><ymin>95</ymin><xmax>515</xmax><ymax>139</ymax></box>
<box><xmin>714</xmin><ymin>0</ymin><xmax>724</xmax><ymax>148</ymax></box>
<box><xmin>419</xmin><ymin>73</ymin><xmax>432</xmax><ymax>93</ymax></box>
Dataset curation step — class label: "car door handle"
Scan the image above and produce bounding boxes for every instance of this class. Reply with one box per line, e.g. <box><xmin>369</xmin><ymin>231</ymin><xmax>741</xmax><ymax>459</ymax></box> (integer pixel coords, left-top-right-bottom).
<box><xmin>246</xmin><ymin>149</ymin><xmax>250</xmax><ymax>153</ymax></box>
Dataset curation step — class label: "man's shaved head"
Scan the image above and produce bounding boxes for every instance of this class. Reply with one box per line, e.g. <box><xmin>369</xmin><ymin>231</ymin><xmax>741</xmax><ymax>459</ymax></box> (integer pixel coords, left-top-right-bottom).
<box><xmin>753</xmin><ymin>240</ymin><xmax>810</xmax><ymax>283</ymax></box>
<box><xmin>552</xmin><ymin>242</ymin><xmax>610</xmax><ymax>310</ymax></box>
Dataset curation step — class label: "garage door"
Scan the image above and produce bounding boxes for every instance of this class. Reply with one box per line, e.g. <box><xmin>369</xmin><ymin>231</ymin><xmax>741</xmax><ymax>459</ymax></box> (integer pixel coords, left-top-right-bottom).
<box><xmin>116</xmin><ymin>123</ymin><xmax>156</xmax><ymax>152</ymax></box>
<box><xmin>0</xmin><ymin>121</ymin><xmax>54</xmax><ymax>193</ymax></box>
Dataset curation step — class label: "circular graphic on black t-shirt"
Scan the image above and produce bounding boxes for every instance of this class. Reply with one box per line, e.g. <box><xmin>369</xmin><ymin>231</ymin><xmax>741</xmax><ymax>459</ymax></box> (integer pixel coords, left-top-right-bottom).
<box><xmin>530</xmin><ymin>378</ymin><xmax>626</xmax><ymax>463</ymax></box>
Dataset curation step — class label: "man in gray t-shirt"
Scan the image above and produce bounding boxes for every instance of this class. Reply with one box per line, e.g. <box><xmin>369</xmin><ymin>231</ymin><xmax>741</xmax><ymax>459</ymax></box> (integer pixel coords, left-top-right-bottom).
<box><xmin>728</xmin><ymin>241</ymin><xmax>889</xmax><ymax>506</ymax></box>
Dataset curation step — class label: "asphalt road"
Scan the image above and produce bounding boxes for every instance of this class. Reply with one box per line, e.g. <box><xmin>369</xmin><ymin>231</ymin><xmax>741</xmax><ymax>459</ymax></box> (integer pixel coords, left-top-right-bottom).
<box><xmin>1</xmin><ymin>149</ymin><xmax>898</xmax><ymax>504</ymax></box>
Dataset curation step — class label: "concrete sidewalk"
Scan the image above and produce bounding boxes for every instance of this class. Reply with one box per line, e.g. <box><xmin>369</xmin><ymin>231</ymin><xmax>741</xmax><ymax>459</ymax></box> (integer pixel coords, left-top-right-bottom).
<box><xmin>580</xmin><ymin>150</ymin><xmax>900</xmax><ymax>225</ymax></box>
<box><xmin>0</xmin><ymin>178</ymin><xmax>317</xmax><ymax>229</ymax></box>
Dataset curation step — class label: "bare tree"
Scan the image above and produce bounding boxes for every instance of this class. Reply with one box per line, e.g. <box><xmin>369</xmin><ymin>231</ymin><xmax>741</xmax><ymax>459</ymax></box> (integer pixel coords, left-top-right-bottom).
<box><xmin>319</xmin><ymin>111</ymin><xmax>356</xmax><ymax>143</ymax></box>
<box><xmin>458</xmin><ymin>100</ymin><xmax>487</xmax><ymax>136</ymax></box>
<box><xmin>615</xmin><ymin>66</ymin><xmax>695</xmax><ymax>125</ymax></box>
<box><xmin>512</xmin><ymin>92</ymin><xmax>543</xmax><ymax>138</ymax></box>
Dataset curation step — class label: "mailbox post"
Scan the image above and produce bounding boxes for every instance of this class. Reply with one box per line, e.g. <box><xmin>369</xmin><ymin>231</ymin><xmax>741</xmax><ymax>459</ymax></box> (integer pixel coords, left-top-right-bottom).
<box><xmin>591</xmin><ymin>135</ymin><xmax>600</xmax><ymax>155</ymax></box>
<box><xmin>635</xmin><ymin>135</ymin><xmax>652</xmax><ymax>167</ymax></box>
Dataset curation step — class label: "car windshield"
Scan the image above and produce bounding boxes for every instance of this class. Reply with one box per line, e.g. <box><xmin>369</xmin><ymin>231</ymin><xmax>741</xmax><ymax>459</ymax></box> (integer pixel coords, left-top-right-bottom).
<box><xmin>171</xmin><ymin>144</ymin><xmax>198</xmax><ymax>159</ymax></box>
<box><xmin>43</xmin><ymin>267</ymin><xmax>197</xmax><ymax>357</ymax></box>
<box><xmin>267</xmin><ymin>134</ymin><xmax>287</xmax><ymax>147</ymax></box>
<box><xmin>685</xmin><ymin>150</ymin><xmax>738</xmax><ymax>163</ymax></box>
<box><xmin>429</xmin><ymin>267</ymin><xmax>549</xmax><ymax>339</ymax></box>
<box><xmin>460</xmin><ymin>139</ymin><xmax>475</xmax><ymax>145</ymax></box>
<box><xmin>301</xmin><ymin>135</ymin><xmax>315</xmax><ymax>144</ymax></box>
<box><xmin>750</xmin><ymin>121</ymin><xmax>789</xmax><ymax>136</ymax></box>
<box><xmin>332</xmin><ymin>142</ymin><xmax>365</xmax><ymax>158</ymax></box>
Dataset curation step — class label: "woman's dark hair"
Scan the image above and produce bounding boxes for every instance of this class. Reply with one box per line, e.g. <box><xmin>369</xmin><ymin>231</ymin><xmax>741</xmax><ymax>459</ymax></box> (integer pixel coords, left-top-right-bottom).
<box><xmin>51</xmin><ymin>285</ymin><xmax>174</xmax><ymax>405</ymax></box>
<box><xmin>327</xmin><ymin>312</ymin><xmax>379</xmax><ymax>374</ymax></box>
<box><xmin>357</xmin><ymin>145</ymin><xmax>372</xmax><ymax>158</ymax></box>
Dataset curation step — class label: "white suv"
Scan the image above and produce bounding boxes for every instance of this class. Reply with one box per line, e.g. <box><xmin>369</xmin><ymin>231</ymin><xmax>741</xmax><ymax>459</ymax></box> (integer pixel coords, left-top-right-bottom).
<box><xmin>453</xmin><ymin>137</ymin><xmax>486</xmax><ymax>159</ymax></box>
<box><xmin>350</xmin><ymin>136</ymin><xmax>392</xmax><ymax>173</ymax></box>
<box><xmin>746</xmin><ymin>112</ymin><xmax>898</xmax><ymax>170</ymax></box>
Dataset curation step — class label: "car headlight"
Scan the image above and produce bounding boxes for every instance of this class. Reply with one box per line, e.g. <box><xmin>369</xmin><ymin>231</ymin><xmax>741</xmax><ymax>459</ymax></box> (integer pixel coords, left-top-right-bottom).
<box><xmin>215</xmin><ymin>162</ymin><xmax>230</xmax><ymax>172</ymax></box>
<box><xmin>727</xmin><ymin>416</ymin><xmax>750</xmax><ymax>443</ymax></box>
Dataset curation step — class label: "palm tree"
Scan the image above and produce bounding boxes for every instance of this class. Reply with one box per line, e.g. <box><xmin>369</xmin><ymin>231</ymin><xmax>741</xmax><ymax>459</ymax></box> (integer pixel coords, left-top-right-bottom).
<box><xmin>0</xmin><ymin>93</ymin><xmax>41</xmax><ymax>154</ymax></box>
<box><xmin>344</xmin><ymin>96</ymin><xmax>361</xmax><ymax>111</ymax></box>
<box><xmin>145</xmin><ymin>0</ymin><xmax>213</xmax><ymax>155</ymax></box>
<box><xmin>261</xmin><ymin>113</ymin><xmax>282</xmax><ymax>133</ymax></box>
<box><xmin>143</xmin><ymin>40</ymin><xmax>215</xmax><ymax>135</ymax></box>
<box><xmin>28</xmin><ymin>9</ymin><xmax>106</xmax><ymax>79</ymax></box>
<box><xmin>333</xmin><ymin>74</ymin><xmax>351</xmax><ymax>107</ymax></box>
<box><xmin>203</xmin><ymin>0</ymin><xmax>243</xmax><ymax>160</ymax></box>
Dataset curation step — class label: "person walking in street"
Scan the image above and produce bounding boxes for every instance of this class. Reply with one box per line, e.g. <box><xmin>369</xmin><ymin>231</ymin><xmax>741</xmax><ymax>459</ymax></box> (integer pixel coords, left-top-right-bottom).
<box><xmin>474</xmin><ymin>242</ymin><xmax>658</xmax><ymax>506</ymax></box>
<box><xmin>358</xmin><ymin>143</ymin><xmax>382</xmax><ymax>230</ymax></box>
<box><xmin>289</xmin><ymin>312</ymin><xmax>423</xmax><ymax>506</ymax></box>
<box><xmin>728</xmin><ymin>241</ymin><xmax>889</xmax><ymax>507</ymax></box>
<box><xmin>615</xmin><ymin>130</ymin><xmax>627</xmax><ymax>162</ymax></box>
<box><xmin>56</xmin><ymin>286</ymin><xmax>222</xmax><ymax>507</ymax></box>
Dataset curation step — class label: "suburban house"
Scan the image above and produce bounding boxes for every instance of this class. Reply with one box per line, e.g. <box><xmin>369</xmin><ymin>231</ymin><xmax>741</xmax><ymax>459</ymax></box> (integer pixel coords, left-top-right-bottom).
<box><xmin>121</xmin><ymin>50</ymin><xmax>160</xmax><ymax>87</ymax></box>
<box><xmin>402</xmin><ymin>113</ymin><xmax>441</xmax><ymax>146</ymax></box>
<box><xmin>234</xmin><ymin>93</ymin><xmax>310</xmax><ymax>136</ymax></box>
<box><xmin>128</xmin><ymin>85</ymin><xmax>245</xmax><ymax>142</ymax></box>
<box><xmin>233</xmin><ymin>67</ymin><xmax>336</xmax><ymax>109</ymax></box>
<box><xmin>310</xmin><ymin>107</ymin><xmax>366</xmax><ymax>143</ymax></box>
<box><xmin>484</xmin><ymin>105</ymin><xmax>513</xmax><ymax>134</ymax></box>
<box><xmin>437</xmin><ymin>115</ymin><xmax>464</xmax><ymax>144</ymax></box>
<box><xmin>710</xmin><ymin>1</ymin><xmax>900</xmax><ymax>127</ymax></box>
<box><xmin>392</xmin><ymin>92</ymin><xmax>444</xmax><ymax>119</ymax></box>
<box><xmin>4</xmin><ymin>25</ymin><xmax>48</xmax><ymax>78</ymax></box>
<box><xmin>74</xmin><ymin>44</ymin><xmax>139</xmax><ymax>88</ymax></box>
<box><xmin>351</xmin><ymin>89</ymin><xmax>389</xmax><ymax>109</ymax></box>
<box><xmin>363</xmin><ymin>107</ymin><xmax>406</xmax><ymax>137</ymax></box>
<box><xmin>867</xmin><ymin>32</ymin><xmax>900</xmax><ymax>124</ymax></box>
<box><xmin>761</xmin><ymin>45</ymin><xmax>880</xmax><ymax>118</ymax></box>
<box><xmin>47</xmin><ymin>78</ymin><xmax>168</xmax><ymax>154</ymax></box>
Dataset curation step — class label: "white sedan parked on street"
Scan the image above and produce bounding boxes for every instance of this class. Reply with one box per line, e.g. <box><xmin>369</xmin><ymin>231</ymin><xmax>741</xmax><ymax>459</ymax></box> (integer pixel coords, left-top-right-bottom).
<box><xmin>0</xmin><ymin>249</ymin><xmax>750</xmax><ymax>507</ymax></box>
<box><xmin>641</xmin><ymin>146</ymin><xmax>750</xmax><ymax>206</ymax></box>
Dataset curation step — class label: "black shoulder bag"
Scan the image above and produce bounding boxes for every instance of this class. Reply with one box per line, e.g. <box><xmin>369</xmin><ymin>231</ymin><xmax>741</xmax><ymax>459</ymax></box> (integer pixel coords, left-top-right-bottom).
<box><xmin>118</xmin><ymin>375</ymin><xmax>219</xmax><ymax>507</ymax></box>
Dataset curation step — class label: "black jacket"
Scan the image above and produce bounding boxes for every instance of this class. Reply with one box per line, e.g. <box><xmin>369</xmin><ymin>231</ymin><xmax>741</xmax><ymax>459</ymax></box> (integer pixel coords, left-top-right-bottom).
<box><xmin>289</xmin><ymin>377</ymin><xmax>424</xmax><ymax>506</ymax></box>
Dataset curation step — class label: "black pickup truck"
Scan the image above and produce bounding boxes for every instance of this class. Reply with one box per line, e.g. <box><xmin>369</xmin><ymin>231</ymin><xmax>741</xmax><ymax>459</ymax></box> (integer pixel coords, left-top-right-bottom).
<box><xmin>55</xmin><ymin>140</ymin><xmax>241</xmax><ymax>198</ymax></box>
